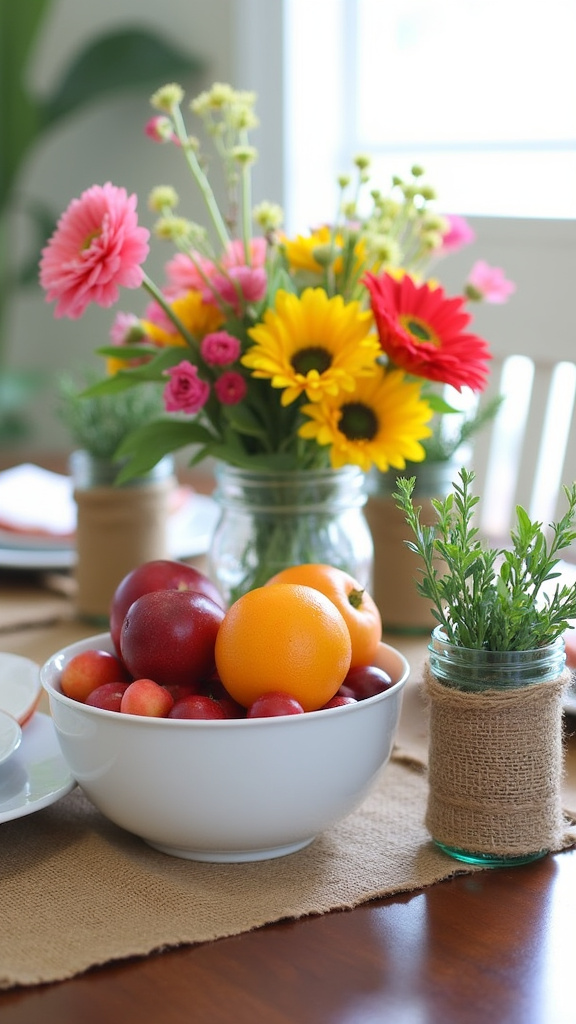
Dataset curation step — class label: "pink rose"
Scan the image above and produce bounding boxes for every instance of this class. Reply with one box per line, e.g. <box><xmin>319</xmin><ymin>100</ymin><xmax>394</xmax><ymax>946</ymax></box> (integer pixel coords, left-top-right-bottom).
<box><xmin>214</xmin><ymin>371</ymin><xmax>248</xmax><ymax>405</ymax></box>
<box><xmin>163</xmin><ymin>361</ymin><xmax>210</xmax><ymax>414</ymax></box>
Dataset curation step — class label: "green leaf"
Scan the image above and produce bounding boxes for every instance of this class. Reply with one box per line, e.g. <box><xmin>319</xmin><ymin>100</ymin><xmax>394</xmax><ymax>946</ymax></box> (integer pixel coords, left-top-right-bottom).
<box><xmin>37</xmin><ymin>29</ymin><xmax>204</xmax><ymax>128</ymax></box>
<box><xmin>223</xmin><ymin>404</ymin><xmax>268</xmax><ymax>439</ymax></box>
<box><xmin>423</xmin><ymin>394</ymin><xmax>459</xmax><ymax>415</ymax></box>
<box><xmin>114</xmin><ymin>418</ymin><xmax>213</xmax><ymax>483</ymax></box>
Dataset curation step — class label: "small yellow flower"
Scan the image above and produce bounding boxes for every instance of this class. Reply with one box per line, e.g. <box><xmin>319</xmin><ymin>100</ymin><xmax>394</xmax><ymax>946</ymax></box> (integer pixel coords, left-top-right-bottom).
<box><xmin>148</xmin><ymin>186</ymin><xmax>179</xmax><ymax>213</ymax></box>
<box><xmin>142</xmin><ymin>291</ymin><xmax>224</xmax><ymax>348</ymax></box>
<box><xmin>150</xmin><ymin>83</ymin><xmax>184</xmax><ymax>112</ymax></box>
<box><xmin>253</xmin><ymin>201</ymin><xmax>284</xmax><ymax>231</ymax></box>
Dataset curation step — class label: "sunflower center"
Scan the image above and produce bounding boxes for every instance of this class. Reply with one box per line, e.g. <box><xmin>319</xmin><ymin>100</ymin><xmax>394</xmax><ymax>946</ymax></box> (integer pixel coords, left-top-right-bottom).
<box><xmin>338</xmin><ymin>402</ymin><xmax>378</xmax><ymax>441</ymax></box>
<box><xmin>291</xmin><ymin>346</ymin><xmax>332</xmax><ymax>376</ymax></box>
<box><xmin>399</xmin><ymin>314</ymin><xmax>439</xmax><ymax>347</ymax></box>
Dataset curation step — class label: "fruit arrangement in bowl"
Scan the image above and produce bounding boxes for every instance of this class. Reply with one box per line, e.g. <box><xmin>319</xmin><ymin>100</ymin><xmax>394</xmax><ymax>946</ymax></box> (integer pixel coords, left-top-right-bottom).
<box><xmin>40</xmin><ymin>560</ymin><xmax>410</xmax><ymax>862</ymax></box>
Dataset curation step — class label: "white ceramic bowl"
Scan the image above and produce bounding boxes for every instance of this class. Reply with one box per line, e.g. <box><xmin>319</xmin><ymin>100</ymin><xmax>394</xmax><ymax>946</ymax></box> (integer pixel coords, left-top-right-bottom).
<box><xmin>40</xmin><ymin>632</ymin><xmax>409</xmax><ymax>862</ymax></box>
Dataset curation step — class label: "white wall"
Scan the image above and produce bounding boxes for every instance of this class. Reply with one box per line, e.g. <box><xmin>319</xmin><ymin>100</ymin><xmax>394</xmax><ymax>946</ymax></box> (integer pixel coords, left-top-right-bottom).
<box><xmin>5</xmin><ymin>0</ymin><xmax>285</xmax><ymax>452</ymax></box>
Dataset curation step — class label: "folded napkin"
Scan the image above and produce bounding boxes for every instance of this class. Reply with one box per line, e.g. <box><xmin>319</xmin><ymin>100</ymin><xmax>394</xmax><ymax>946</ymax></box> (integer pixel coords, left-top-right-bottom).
<box><xmin>0</xmin><ymin>464</ymin><xmax>75</xmax><ymax>539</ymax></box>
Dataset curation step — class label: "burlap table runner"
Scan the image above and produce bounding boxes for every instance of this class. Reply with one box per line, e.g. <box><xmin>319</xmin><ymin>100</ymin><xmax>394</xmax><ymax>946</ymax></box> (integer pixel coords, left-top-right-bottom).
<box><xmin>2</xmin><ymin>748</ymin><xmax>576</xmax><ymax>991</ymax></box>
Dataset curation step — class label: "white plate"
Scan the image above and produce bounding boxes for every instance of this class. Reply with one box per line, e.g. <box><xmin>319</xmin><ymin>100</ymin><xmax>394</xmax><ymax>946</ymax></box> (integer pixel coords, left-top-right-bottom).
<box><xmin>0</xmin><ymin>653</ymin><xmax>42</xmax><ymax>725</ymax></box>
<box><xmin>0</xmin><ymin>493</ymin><xmax>220</xmax><ymax>571</ymax></box>
<box><xmin>0</xmin><ymin>712</ymin><xmax>75</xmax><ymax>823</ymax></box>
<box><xmin>0</xmin><ymin>710</ymin><xmax>22</xmax><ymax>766</ymax></box>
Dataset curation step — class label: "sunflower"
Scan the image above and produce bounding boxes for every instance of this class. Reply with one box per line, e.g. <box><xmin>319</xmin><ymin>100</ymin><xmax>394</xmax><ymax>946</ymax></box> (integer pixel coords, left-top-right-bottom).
<box><xmin>364</xmin><ymin>272</ymin><xmax>491</xmax><ymax>391</ymax></box>
<box><xmin>298</xmin><ymin>366</ymin><xmax>433</xmax><ymax>472</ymax></box>
<box><xmin>242</xmin><ymin>288</ymin><xmax>380</xmax><ymax>406</ymax></box>
<box><xmin>142</xmin><ymin>290</ymin><xmax>224</xmax><ymax>348</ymax></box>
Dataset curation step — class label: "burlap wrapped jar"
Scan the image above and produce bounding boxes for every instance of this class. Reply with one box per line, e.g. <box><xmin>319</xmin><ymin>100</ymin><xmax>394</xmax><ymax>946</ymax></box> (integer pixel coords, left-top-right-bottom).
<box><xmin>70</xmin><ymin>451</ymin><xmax>176</xmax><ymax>623</ymax></box>
<box><xmin>424</xmin><ymin>626</ymin><xmax>573</xmax><ymax>866</ymax></box>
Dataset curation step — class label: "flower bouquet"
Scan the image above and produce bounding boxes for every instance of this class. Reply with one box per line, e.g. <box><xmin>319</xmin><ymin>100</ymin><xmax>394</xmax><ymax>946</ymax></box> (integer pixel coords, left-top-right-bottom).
<box><xmin>39</xmin><ymin>81</ymin><xmax>513</xmax><ymax>600</ymax></box>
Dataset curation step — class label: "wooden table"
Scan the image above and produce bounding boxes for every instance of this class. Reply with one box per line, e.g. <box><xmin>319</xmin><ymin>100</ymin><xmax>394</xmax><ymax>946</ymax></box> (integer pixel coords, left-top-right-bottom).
<box><xmin>0</xmin><ymin>571</ymin><xmax>575</xmax><ymax>1024</ymax></box>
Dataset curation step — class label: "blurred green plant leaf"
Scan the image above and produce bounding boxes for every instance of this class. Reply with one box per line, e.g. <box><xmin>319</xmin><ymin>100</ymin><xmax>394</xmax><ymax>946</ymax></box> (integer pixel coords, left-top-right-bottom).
<box><xmin>37</xmin><ymin>28</ymin><xmax>203</xmax><ymax>128</ymax></box>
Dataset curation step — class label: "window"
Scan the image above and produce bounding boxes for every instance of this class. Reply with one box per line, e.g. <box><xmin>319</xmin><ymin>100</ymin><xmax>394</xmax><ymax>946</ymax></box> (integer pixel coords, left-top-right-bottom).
<box><xmin>284</xmin><ymin>0</ymin><xmax>576</xmax><ymax>229</ymax></box>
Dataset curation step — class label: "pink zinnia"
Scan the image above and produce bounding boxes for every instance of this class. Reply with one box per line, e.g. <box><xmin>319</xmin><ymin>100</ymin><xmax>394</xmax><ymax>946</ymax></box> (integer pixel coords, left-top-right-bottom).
<box><xmin>39</xmin><ymin>183</ymin><xmax>150</xmax><ymax>319</ymax></box>
<box><xmin>222</xmin><ymin>237</ymin><xmax>267</xmax><ymax>268</ymax></box>
<box><xmin>466</xmin><ymin>260</ymin><xmax>515</xmax><ymax>304</ymax></box>
<box><xmin>109</xmin><ymin>311</ymin><xmax>143</xmax><ymax>346</ymax></box>
<box><xmin>439</xmin><ymin>214</ymin><xmax>476</xmax><ymax>254</ymax></box>
<box><xmin>201</xmin><ymin>331</ymin><xmax>241</xmax><ymax>366</ymax></box>
<box><xmin>203</xmin><ymin>266</ymin><xmax>267</xmax><ymax>313</ymax></box>
<box><xmin>164</xmin><ymin>252</ymin><xmax>215</xmax><ymax>299</ymax></box>
<box><xmin>163</xmin><ymin>361</ymin><xmax>210</xmax><ymax>414</ymax></box>
<box><xmin>214</xmin><ymin>371</ymin><xmax>248</xmax><ymax>405</ymax></box>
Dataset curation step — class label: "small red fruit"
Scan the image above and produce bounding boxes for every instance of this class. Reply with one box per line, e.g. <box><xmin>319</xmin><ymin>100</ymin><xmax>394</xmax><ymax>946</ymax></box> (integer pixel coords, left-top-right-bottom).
<box><xmin>320</xmin><ymin>695</ymin><xmax>358</xmax><ymax>709</ymax></box>
<box><xmin>340</xmin><ymin>664</ymin><xmax>393</xmax><ymax>701</ymax></box>
<box><xmin>246</xmin><ymin>691</ymin><xmax>305</xmax><ymax>718</ymax></box>
<box><xmin>168</xmin><ymin>695</ymin><xmax>227</xmax><ymax>720</ymax></box>
<box><xmin>120</xmin><ymin>678</ymin><xmax>174</xmax><ymax>717</ymax></box>
<box><xmin>60</xmin><ymin>649</ymin><xmax>131</xmax><ymax>703</ymax></box>
<box><xmin>85</xmin><ymin>682</ymin><xmax>130</xmax><ymax>712</ymax></box>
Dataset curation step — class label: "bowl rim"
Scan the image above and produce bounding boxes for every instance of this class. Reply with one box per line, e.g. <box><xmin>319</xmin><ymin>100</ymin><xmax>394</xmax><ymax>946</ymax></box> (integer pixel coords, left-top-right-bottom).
<box><xmin>40</xmin><ymin>633</ymin><xmax>409</xmax><ymax>727</ymax></box>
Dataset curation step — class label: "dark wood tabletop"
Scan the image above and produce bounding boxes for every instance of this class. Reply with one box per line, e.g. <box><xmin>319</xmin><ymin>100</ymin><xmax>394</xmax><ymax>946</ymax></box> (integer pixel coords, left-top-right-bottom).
<box><xmin>1</xmin><ymin>846</ymin><xmax>574</xmax><ymax>1023</ymax></box>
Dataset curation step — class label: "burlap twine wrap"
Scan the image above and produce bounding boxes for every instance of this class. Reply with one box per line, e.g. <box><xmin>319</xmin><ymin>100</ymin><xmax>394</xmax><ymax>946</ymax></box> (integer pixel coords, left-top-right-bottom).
<box><xmin>74</xmin><ymin>480</ymin><xmax>172</xmax><ymax>620</ymax></box>
<box><xmin>423</xmin><ymin>662</ymin><xmax>572</xmax><ymax>856</ymax></box>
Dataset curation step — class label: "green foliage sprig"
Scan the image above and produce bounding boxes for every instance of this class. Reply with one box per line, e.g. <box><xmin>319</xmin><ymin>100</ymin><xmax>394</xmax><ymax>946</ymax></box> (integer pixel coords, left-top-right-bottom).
<box><xmin>394</xmin><ymin>467</ymin><xmax>576</xmax><ymax>650</ymax></box>
<box><xmin>57</xmin><ymin>371</ymin><xmax>164</xmax><ymax>462</ymax></box>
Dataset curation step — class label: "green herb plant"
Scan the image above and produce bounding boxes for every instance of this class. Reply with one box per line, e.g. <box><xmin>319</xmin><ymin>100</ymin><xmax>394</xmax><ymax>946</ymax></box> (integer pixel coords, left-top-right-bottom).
<box><xmin>394</xmin><ymin>467</ymin><xmax>576</xmax><ymax>650</ymax></box>
<box><xmin>57</xmin><ymin>372</ymin><xmax>164</xmax><ymax>463</ymax></box>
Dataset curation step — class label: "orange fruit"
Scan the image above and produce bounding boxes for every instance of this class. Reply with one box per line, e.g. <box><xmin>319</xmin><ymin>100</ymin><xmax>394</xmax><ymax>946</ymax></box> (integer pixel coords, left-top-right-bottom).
<box><xmin>265</xmin><ymin>564</ymin><xmax>382</xmax><ymax>668</ymax></box>
<box><xmin>214</xmin><ymin>583</ymin><xmax>352</xmax><ymax>711</ymax></box>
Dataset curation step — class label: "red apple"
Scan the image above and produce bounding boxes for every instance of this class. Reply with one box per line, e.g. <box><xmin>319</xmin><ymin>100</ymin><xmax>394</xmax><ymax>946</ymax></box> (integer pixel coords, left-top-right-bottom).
<box><xmin>60</xmin><ymin>649</ymin><xmax>131</xmax><ymax>703</ymax></box>
<box><xmin>119</xmin><ymin>589</ymin><xmax>225</xmax><ymax>688</ymax></box>
<box><xmin>120</xmin><ymin>678</ymin><xmax>174</xmax><ymax>717</ymax></box>
<box><xmin>110</xmin><ymin>559</ymin><xmax>225</xmax><ymax>655</ymax></box>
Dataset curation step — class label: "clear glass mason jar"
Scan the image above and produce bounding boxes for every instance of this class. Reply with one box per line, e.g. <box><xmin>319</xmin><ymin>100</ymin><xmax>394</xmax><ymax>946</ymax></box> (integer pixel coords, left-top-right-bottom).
<box><xmin>426</xmin><ymin>625</ymin><xmax>567</xmax><ymax>867</ymax></box>
<box><xmin>428</xmin><ymin>625</ymin><xmax>566</xmax><ymax>693</ymax></box>
<box><xmin>207</xmin><ymin>463</ymin><xmax>374</xmax><ymax>607</ymax></box>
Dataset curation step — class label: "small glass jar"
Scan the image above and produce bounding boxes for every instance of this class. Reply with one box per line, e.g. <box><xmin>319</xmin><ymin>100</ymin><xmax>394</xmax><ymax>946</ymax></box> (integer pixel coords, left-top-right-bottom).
<box><xmin>428</xmin><ymin>626</ymin><xmax>566</xmax><ymax>692</ymax></box>
<box><xmin>425</xmin><ymin>626</ymin><xmax>568</xmax><ymax>867</ymax></box>
<box><xmin>208</xmin><ymin>463</ymin><xmax>374</xmax><ymax>606</ymax></box>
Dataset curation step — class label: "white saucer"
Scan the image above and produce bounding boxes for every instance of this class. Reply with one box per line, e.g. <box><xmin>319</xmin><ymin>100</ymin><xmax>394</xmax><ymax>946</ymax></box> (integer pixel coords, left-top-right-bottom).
<box><xmin>0</xmin><ymin>712</ymin><xmax>75</xmax><ymax>823</ymax></box>
<box><xmin>0</xmin><ymin>652</ymin><xmax>42</xmax><ymax>725</ymax></box>
<box><xmin>0</xmin><ymin>710</ymin><xmax>22</xmax><ymax>766</ymax></box>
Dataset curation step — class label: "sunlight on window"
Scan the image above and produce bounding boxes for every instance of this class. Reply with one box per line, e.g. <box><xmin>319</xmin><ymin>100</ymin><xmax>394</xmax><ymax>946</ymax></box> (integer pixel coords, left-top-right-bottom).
<box><xmin>285</xmin><ymin>0</ymin><xmax>576</xmax><ymax>221</ymax></box>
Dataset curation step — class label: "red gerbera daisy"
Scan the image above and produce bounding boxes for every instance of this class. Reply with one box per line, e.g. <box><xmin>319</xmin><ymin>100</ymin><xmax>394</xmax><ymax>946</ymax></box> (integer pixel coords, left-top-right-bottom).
<box><xmin>364</xmin><ymin>272</ymin><xmax>491</xmax><ymax>392</ymax></box>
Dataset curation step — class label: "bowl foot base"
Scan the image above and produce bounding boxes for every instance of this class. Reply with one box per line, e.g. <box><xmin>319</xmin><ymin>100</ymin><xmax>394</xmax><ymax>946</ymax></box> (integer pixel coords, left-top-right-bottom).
<box><xmin>145</xmin><ymin>835</ymin><xmax>316</xmax><ymax>862</ymax></box>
